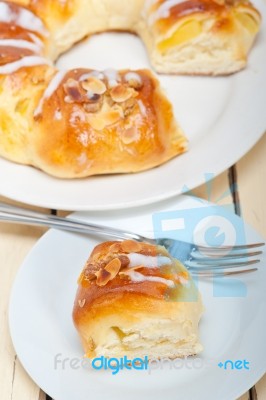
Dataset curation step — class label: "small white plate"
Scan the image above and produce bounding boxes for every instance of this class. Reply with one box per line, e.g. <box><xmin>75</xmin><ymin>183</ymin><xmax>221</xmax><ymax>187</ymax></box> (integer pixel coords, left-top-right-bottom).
<box><xmin>9</xmin><ymin>195</ymin><xmax>266</xmax><ymax>400</ymax></box>
<box><xmin>0</xmin><ymin>0</ymin><xmax>266</xmax><ymax>210</ymax></box>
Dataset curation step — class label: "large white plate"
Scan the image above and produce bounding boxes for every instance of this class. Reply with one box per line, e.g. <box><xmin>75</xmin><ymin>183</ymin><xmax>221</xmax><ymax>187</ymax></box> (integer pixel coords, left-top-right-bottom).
<box><xmin>9</xmin><ymin>195</ymin><xmax>266</xmax><ymax>400</ymax></box>
<box><xmin>1</xmin><ymin>0</ymin><xmax>266</xmax><ymax>210</ymax></box>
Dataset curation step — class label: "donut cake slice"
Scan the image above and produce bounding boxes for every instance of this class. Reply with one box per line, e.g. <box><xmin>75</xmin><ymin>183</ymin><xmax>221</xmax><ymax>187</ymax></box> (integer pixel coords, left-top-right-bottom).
<box><xmin>141</xmin><ymin>0</ymin><xmax>261</xmax><ymax>75</ymax></box>
<box><xmin>73</xmin><ymin>241</ymin><xmax>204</xmax><ymax>359</ymax></box>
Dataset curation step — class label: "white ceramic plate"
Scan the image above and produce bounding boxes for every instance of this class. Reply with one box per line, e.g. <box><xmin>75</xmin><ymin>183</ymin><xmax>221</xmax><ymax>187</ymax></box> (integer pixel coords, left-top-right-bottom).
<box><xmin>9</xmin><ymin>195</ymin><xmax>266</xmax><ymax>400</ymax></box>
<box><xmin>1</xmin><ymin>0</ymin><xmax>266</xmax><ymax>210</ymax></box>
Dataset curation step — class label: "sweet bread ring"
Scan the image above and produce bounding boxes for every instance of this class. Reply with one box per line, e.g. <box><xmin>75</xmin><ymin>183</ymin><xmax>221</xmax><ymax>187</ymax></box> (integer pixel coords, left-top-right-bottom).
<box><xmin>0</xmin><ymin>0</ymin><xmax>261</xmax><ymax>178</ymax></box>
<box><xmin>73</xmin><ymin>240</ymin><xmax>204</xmax><ymax>359</ymax></box>
<box><xmin>0</xmin><ymin>0</ymin><xmax>188</xmax><ymax>178</ymax></box>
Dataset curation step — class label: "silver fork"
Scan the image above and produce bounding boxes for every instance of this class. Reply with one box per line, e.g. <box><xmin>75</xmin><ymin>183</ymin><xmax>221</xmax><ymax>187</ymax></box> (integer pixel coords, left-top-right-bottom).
<box><xmin>0</xmin><ymin>202</ymin><xmax>264</xmax><ymax>277</ymax></box>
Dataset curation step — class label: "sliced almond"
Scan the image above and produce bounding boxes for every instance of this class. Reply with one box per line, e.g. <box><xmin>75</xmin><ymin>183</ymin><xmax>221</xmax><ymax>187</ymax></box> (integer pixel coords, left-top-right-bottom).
<box><xmin>121</xmin><ymin>126</ymin><xmax>140</xmax><ymax>145</ymax></box>
<box><xmin>124</xmin><ymin>73</ymin><xmax>143</xmax><ymax>89</ymax></box>
<box><xmin>121</xmin><ymin>240</ymin><xmax>143</xmax><ymax>253</ymax></box>
<box><xmin>64</xmin><ymin>95</ymin><xmax>74</xmax><ymax>104</ymax></box>
<box><xmin>119</xmin><ymin>265</ymin><xmax>144</xmax><ymax>274</ymax></box>
<box><xmin>117</xmin><ymin>255</ymin><xmax>130</xmax><ymax>269</ymax></box>
<box><xmin>110</xmin><ymin>85</ymin><xmax>136</xmax><ymax>103</ymax></box>
<box><xmin>84</xmin><ymin>269</ymin><xmax>97</xmax><ymax>281</ymax></box>
<box><xmin>83</xmin><ymin>102</ymin><xmax>102</xmax><ymax>113</ymax></box>
<box><xmin>81</xmin><ymin>77</ymin><xmax>107</xmax><ymax>95</ymax></box>
<box><xmin>78</xmin><ymin>299</ymin><xmax>86</xmax><ymax>308</ymax></box>
<box><xmin>109</xmin><ymin>242</ymin><xmax>122</xmax><ymax>253</ymax></box>
<box><xmin>122</xmin><ymin>97</ymin><xmax>137</xmax><ymax>117</ymax></box>
<box><xmin>63</xmin><ymin>78</ymin><xmax>84</xmax><ymax>103</ymax></box>
<box><xmin>92</xmin><ymin>252</ymin><xmax>102</xmax><ymax>261</ymax></box>
<box><xmin>140</xmin><ymin>243</ymin><xmax>158</xmax><ymax>256</ymax></box>
<box><xmin>87</xmin><ymin>103</ymin><xmax>123</xmax><ymax>130</ymax></box>
<box><xmin>95</xmin><ymin>268</ymin><xmax>112</xmax><ymax>287</ymax></box>
<box><xmin>104</xmin><ymin>258</ymin><xmax>122</xmax><ymax>279</ymax></box>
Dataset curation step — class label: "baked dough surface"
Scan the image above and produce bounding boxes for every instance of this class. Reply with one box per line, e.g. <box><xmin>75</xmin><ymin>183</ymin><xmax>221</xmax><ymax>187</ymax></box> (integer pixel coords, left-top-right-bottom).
<box><xmin>0</xmin><ymin>0</ymin><xmax>260</xmax><ymax>177</ymax></box>
<box><xmin>73</xmin><ymin>240</ymin><xmax>204</xmax><ymax>359</ymax></box>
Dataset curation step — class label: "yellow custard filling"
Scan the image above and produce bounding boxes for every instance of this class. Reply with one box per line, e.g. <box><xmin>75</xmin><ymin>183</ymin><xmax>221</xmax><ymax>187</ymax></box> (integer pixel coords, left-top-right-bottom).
<box><xmin>157</xmin><ymin>20</ymin><xmax>202</xmax><ymax>52</ymax></box>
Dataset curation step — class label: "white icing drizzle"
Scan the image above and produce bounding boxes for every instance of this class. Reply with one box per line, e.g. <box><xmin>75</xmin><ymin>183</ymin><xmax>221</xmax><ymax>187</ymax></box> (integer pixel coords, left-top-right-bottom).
<box><xmin>125</xmin><ymin>72</ymin><xmax>142</xmax><ymax>85</ymax></box>
<box><xmin>79</xmin><ymin>70</ymin><xmax>105</xmax><ymax>81</ymax></box>
<box><xmin>34</xmin><ymin>70</ymin><xmax>67</xmax><ymax>117</ymax></box>
<box><xmin>78</xmin><ymin>131</ymin><xmax>89</xmax><ymax>146</ymax></box>
<box><xmin>54</xmin><ymin>109</ymin><xmax>62</xmax><ymax>120</ymax></box>
<box><xmin>108</xmin><ymin>79</ymin><xmax>119</xmax><ymax>88</ymax></box>
<box><xmin>104</xmin><ymin>68</ymin><xmax>121</xmax><ymax>87</ymax></box>
<box><xmin>79</xmin><ymin>69</ymin><xmax>121</xmax><ymax>88</ymax></box>
<box><xmin>137</xmin><ymin>100</ymin><xmax>147</xmax><ymax>117</ymax></box>
<box><xmin>179</xmin><ymin>275</ymin><xmax>190</xmax><ymax>286</ymax></box>
<box><xmin>128</xmin><ymin>253</ymin><xmax>172</xmax><ymax>268</ymax></box>
<box><xmin>0</xmin><ymin>39</ymin><xmax>41</xmax><ymax>54</ymax></box>
<box><xmin>104</xmin><ymin>68</ymin><xmax>120</xmax><ymax>81</ymax></box>
<box><xmin>0</xmin><ymin>2</ymin><xmax>48</xmax><ymax>36</ymax></box>
<box><xmin>142</xmin><ymin>0</ymin><xmax>159</xmax><ymax>17</ymax></box>
<box><xmin>148</xmin><ymin>0</ymin><xmax>184</xmax><ymax>25</ymax></box>
<box><xmin>86</xmin><ymin>89</ymin><xmax>97</xmax><ymax>100</ymax></box>
<box><xmin>126</xmin><ymin>270</ymin><xmax>175</xmax><ymax>288</ymax></box>
<box><xmin>28</xmin><ymin>33</ymin><xmax>44</xmax><ymax>48</ymax></box>
<box><xmin>0</xmin><ymin>55</ymin><xmax>50</xmax><ymax>75</ymax></box>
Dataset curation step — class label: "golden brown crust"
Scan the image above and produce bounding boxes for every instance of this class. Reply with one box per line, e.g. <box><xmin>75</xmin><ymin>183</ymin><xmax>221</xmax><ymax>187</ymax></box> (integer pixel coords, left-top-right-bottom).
<box><xmin>72</xmin><ymin>240</ymin><xmax>204</xmax><ymax>359</ymax></box>
<box><xmin>29</xmin><ymin>68</ymin><xmax>186</xmax><ymax>177</ymax></box>
<box><xmin>0</xmin><ymin>0</ymin><xmax>188</xmax><ymax>178</ymax></box>
<box><xmin>73</xmin><ymin>240</ymin><xmax>191</xmax><ymax>324</ymax></box>
<box><xmin>0</xmin><ymin>0</ymin><xmax>261</xmax><ymax>177</ymax></box>
<box><xmin>149</xmin><ymin>0</ymin><xmax>261</xmax><ymax>30</ymax></box>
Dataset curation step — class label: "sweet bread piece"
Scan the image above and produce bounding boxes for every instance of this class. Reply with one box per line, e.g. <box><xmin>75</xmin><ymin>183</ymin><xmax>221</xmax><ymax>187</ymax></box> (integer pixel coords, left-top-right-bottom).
<box><xmin>73</xmin><ymin>240</ymin><xmax>204</xmax><ymax>359</ymax></box>
<box><xmin>141</xmin><ymin>0</ymin><xmax>261</xmax><ymax>75</ymax></box>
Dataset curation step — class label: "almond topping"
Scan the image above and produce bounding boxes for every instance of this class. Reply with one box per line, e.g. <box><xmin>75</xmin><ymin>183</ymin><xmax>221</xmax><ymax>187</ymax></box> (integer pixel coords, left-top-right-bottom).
<box><xmin>83</xmin><ymin>102</ymin><xmax>102</xmax><ymax>113</ymax></box>
<box><xmin>63</xmin><ymin>78</ymin><xmax>84</xmax><ymax>103</ymax></box>
<box><xmin>95</xmin><ymin>268</ymin><xmax>112</xmax><ymax>286</ymax></box>
<box><xmin>124</xmin><ymin>97</ymin><xmax>137</xmax><ymax>109</ymax></box>
<box><xmin>121</xmin><ymin>240</ymin><xmax>143</xmax><ymax>253</ymax></box>
<box><xmin>64</xmin><ymin>95</ymin><xmax>74</xmax><ymax>104</ymax></box>
<box><xmin>118</xmin><ymin>255</ymin><xmax>130</xmax><ymax>269</ymax></box>
<box><xmin>110</xmin><ymin>85</ymin><xmax>136</xmax><ymax>103</ymax></box>
<box><xmin>125</xmin><ymin>74</ymin><xmax>143</xmax><ymax>90</ymax></box>
<box><xmin>140</xmin><ymin>243</ymin><xmax>158</xmax><ymax>256</ymax></box>
<box><xmin>104</xmin><ymin>258</ymin><xmax>122</xmax><ymax>279</ymax></box>
<box><xmin>81</xmin><ymin>77</ymin><xmax>107</xmax><ymax>95</ymax></box>
<box><xmin>109</xmin><ymin>242</ymin><xmax>122</xmax><ymax>253</ymax></box>
<box><xmin>121</xmin><ymin>126</ymin><xmax>140</xmax><ymax>144</ymax></box>
<box><xmin>84</xmin><ymin>269</ymin><xmax>97</xmax><ymax>281</ymax></box>
<box><xmin>87</xmin><ymin>103</ymin><xmax>123</xmax><ymax>130</ymax></box>
<box><xmin>78</xmin><ymin>299</ymin><xmax>86</xmax><ymax>308</ymax></box>
<box><xmin>92</xmin><ymin>252</ymin><xmax>102</xmax><ymax>261</ymax></box>
<box><xmin>119</xmin><ymin>265</ymin><xmax>144</xmax><ymax>274</ymax></box>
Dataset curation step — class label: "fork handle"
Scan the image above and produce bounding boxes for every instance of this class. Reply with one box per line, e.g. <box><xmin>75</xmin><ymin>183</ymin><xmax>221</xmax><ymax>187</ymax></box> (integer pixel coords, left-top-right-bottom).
<box><xmin>0</xmin><ymin>202</ymin><xmax>149</xmax><ymax>242</ymax></box>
